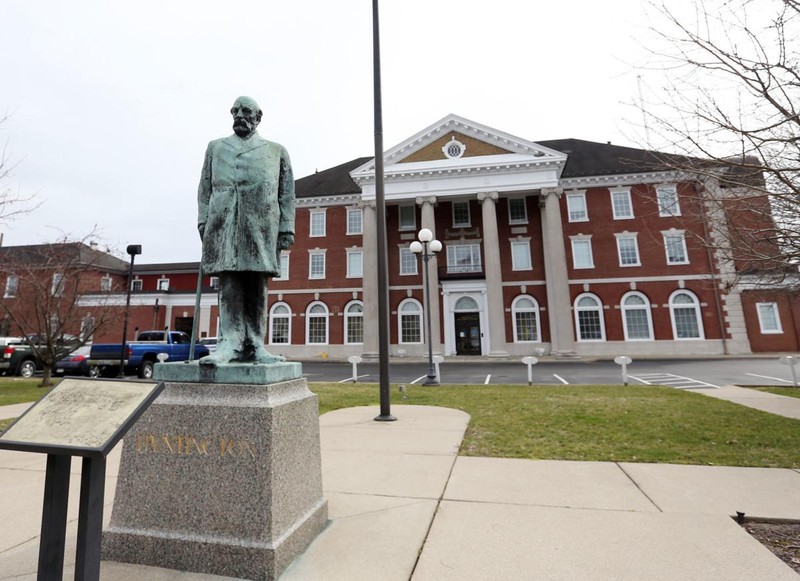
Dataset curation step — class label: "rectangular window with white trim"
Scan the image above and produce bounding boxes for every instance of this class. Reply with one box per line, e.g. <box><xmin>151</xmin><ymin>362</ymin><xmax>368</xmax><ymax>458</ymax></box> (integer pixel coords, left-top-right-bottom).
<box><xmin>347</xmin><ymin>208</ymin><xmax>363</xmax><ymax>235</ymax></box>
<box><xmin>508</xmin><ymin>197</ymin><xmax>528</xmax><ymax>224</ymax></box>
<box><xmin>346</xmin><ymin>250</ymin><xmax>363</xmax><ymax>278</ymax></box>
<box><xmin>567</xmin><ymin>191</ymin><xmax>588</xmax><ymax>222</ymax></box>
<box><xmin>3</xmin><ymin>275</ymin><xmax>18</xmax><ymax>298</ymax></box>
<box><xmin>570</xmin><ymin>237</ymin><xmax>594</xmax><ymax>269</ymax></box>
<box><xmin>663</xmin><ymin>231</ymin><xmax>689</xmax><ymax>264</ymax></box>
<box><xmin>452</xmin><ymin>201</ymin><xmax>471</xmax><ymax>227</ymax></box>
<box><xmin>446</xmin><ymin>244</ymin><xmax>481</xmax><ymax>274</ymax></box>
<box><xmin>399</xmin><ymin>247</ymin><xmax>418</xmax><ymax>275</ymax></box>
<box><xmin>656</xmin><ymin>185</ymin><xmax>681</xmax><ymax>217</ymax></box>
<box><xmin>615</xmin><ymin>233</ymin><xmax>640</xmax><ymax>267</ymax></box>
<box><xmin>309</xmin><ymin>252</ymin><xmax>326</xmax><ymax>279</ymax></box>
<box><xmin>51</xmin><ymin>274</ymin><xmax>65</xmax><ymax>297</ymax></box>
<box><xmin>756</xmin><ymin>302</ymin><xmax>783</xmax><ymax>334</ymax></box>
<box><xmin>398</xmin><ymin>205</ymin><xmax>416</xmax><ymax>231</ymax></box>
<box><xmin>610</xmin><ymin>188</ymin><xmax>633</xmax><ymax>219</ymax></box>
<box><xmin>274</xmin><ymin>254</ymin><xmax>289</xmax><ymax>281</ymax></box>
<box><xmin>310</xmin><ymin>209</ymin><xmax>326</xmax><ymax>237</ymax></box>
<box><xmin>510</xmin><ymin>240</ymin><xmax>532</xmax><ymax>270</ymax></box>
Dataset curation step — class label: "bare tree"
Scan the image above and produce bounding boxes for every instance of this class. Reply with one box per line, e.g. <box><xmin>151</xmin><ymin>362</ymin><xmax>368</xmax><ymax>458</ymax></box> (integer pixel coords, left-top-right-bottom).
<box><xmin>635</xmin><ymin>0</ymin><xmax>800</xmax><ymax>288</ymax></box>
<box><xmin>0</xmin><ymin>114</ymin><xmax>38</xmax><ymax>225</ymax></box>
<box><xmin>0</xmin><ymin>238</ymin><xmax>127</xmax><ymax>386</ymax></box>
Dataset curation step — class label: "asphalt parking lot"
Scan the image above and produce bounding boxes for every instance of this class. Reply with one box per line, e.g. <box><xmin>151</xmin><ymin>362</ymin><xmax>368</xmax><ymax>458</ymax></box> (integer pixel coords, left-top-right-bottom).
<box><xmin>299</xmin><ymin>357</ymin><xmax>800</xmax><ymax>389</ymax></box>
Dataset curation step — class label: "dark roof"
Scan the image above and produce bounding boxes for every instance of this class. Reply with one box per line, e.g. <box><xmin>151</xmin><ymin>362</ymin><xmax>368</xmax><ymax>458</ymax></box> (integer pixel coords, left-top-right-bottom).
<box><xmin>0</xmin><ymin>242</ymin><xmax>129</xmax><ymax>272</ymax></box>
<box><xmin>133</xmin><ymin>262</ymin><xmax>201</xmax><ymax>274</ymax></box>
<box><xmin>537</xmin><ymin>138</ymin><xmax>687</xmax><ymax>178</ymax></box>
<box><xmin>292</xmin><ymin>141</ymin><xmax>691</xmax><ymax>197</ymax></box>
<box><xmin>295</xmin><ymin>157</ymin><xmax>372</xmax><ymax>198</ymax></box>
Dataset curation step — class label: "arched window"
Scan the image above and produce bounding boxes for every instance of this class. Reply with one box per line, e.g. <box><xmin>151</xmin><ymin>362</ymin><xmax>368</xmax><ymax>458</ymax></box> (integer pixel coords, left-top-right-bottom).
<box><xmin>306</xmin><ymin>302</ymin><xmax>329</xmax><ymax>344</ymax></box>
<box><xmin>345</xmin><ymin>301</ymin><xmax>364</xmax><ymax>344</ymax></box>
<box><xmin>621</xmin><ymin>292</ymin><xmax>654</xmax><ymax>341</ymax></box>
<box><xmin>454</xmin><ymin>296</ymin><xmax>479</xmax><ymax>311</ymax></box>
<box><xmin>398</xmin><ymin>299</ymin><xmax>423</xmax><ymax>344</ymax></box>
<box><xmin>512</xmin><ymin>295</ymin><xmax>541</xmax><ymax>342</ymax></box>
<box><xmin>269</xmin><ymin>303</ymin><xmax>292</xmax><ymax>344</ymax></box>
<box><xmin>669</xmin><ymin>290</ymin><xmax>704</xmax><ymax>339</ymax></box>
<box><xmin>574</xmin><ymin>293</ymin><xmax>606</xmax><ymax>341</ymax></box>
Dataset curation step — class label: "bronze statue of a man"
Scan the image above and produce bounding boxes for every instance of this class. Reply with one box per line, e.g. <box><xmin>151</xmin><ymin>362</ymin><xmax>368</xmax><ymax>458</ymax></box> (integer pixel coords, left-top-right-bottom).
<box><xmin>197</xmin><ymin>96</ymin><xmax>295</xmax><ymax>365</ymax></box>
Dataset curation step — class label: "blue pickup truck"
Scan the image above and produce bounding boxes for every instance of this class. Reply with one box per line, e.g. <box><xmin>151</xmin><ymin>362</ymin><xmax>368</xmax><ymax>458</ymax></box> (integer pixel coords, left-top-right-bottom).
<box><xmin>88</xmin><ymin>330</ymin><xmax>209</xmax><ymax>378</ymax></box>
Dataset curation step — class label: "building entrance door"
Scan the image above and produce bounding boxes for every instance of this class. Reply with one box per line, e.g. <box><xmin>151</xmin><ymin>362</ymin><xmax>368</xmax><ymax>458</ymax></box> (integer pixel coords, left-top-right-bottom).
<box><xmin>454</xmin><ymin>312</ymin><xmax>481</xmax><ymax>355</ymax></box>
<box><xmin>174</xmin><ymin>317</ymin><xmax>194</xmax><ymax>336</ymax></box>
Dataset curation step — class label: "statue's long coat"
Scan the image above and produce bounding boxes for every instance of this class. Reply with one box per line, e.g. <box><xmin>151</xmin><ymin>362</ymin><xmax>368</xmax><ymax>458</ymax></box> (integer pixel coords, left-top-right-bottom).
<box><xmin>197</xmin><ymin>133</ymin><xmax>294</xmax><ymax>275</ymax></box>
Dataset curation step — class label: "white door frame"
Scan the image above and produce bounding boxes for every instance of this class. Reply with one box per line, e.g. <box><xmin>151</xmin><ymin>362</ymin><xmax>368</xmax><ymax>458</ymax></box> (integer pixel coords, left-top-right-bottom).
<box><xmin>441</xmin><ymin>280</ymin><xmax>489</xmax><ymax>356</ymax></box>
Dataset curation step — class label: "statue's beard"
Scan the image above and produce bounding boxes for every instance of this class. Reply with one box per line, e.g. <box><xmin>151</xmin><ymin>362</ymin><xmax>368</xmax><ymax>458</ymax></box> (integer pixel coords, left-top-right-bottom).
<box><xmin>233</xmin><ymin>120</ymin><xmax>253</xmax><ymax>137</ymax></box>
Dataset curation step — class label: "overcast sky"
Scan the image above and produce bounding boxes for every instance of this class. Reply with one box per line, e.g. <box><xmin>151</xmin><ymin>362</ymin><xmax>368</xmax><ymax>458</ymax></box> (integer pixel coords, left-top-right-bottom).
<box><xmin>1</xmin><ymin>0</ymin><xmax>662</xmax><ymax>264</ymax></box>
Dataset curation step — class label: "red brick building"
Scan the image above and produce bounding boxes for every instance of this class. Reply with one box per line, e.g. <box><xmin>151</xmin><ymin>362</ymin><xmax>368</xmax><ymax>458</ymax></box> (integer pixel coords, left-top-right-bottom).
<box><xmin>4</xmin><ymin>115</ymin><xmax>799</xmax><ymax>358</ymax></box>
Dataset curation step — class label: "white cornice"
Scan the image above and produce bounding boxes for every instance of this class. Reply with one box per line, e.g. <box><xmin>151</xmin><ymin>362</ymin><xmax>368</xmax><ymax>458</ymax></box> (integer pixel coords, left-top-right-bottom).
<box><xmin>559</xmin><ymin>171</ymin><xmax>680</xmax><ymax>189</ymax></box>
<box><xmin>296</xmin><ymin>194</ymin><xmax>361</xmax><ymax>208</ymax></box>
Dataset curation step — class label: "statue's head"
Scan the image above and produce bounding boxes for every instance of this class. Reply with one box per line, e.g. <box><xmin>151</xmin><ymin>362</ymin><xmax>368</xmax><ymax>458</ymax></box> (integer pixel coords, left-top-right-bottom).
<box><xmin>230</xmin><ymin>96</ymin><xmax>262</xmax><ymax>138</ymax></box>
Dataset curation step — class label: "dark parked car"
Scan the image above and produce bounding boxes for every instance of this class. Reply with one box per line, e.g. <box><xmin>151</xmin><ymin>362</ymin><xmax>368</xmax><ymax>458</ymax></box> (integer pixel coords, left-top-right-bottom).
<box><xmin>54</xmin><ymin>345</ymin><xmax>94</xmax><ymax>377</ymax></box>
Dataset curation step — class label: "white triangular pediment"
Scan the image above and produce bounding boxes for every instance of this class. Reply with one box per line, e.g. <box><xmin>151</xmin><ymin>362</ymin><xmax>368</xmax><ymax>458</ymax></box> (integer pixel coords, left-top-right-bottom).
<box><xmin>350</xmin><ymin>114</ymin><xmax>566</xmax><ymax>200</ymax></box>
<box><xmin>351</xmin><ymin>114</ymin><xmax>566</xmax><ymax>178</ymax></box>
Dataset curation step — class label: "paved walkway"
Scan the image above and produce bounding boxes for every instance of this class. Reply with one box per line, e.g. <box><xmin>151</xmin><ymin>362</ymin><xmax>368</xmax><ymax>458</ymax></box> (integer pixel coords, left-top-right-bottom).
<box><xmin>0</xmin><ymin>400</ymin><xmax>798</xmax><ymax>580</ymax></box>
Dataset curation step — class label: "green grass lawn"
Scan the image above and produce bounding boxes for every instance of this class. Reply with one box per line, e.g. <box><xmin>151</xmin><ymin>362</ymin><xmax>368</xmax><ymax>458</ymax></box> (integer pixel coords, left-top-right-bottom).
<box><xmin>312</xmin><ymin>383</ymin><xmax>800</xmax><ymax>468</ymax></box>
<box><xmin>752</xmin><ymin>386</ymin><xmax>800</xmax><ymax>399</ymax></box>
<box><xmin>0</xmin><ymin>378</ymin><xmax>49</xmax><ymax>405</ymax></box>
<box><xmin>0</xmin><ymin>379</ymin><xmax>797</xmax><ymax>468</ymax></box>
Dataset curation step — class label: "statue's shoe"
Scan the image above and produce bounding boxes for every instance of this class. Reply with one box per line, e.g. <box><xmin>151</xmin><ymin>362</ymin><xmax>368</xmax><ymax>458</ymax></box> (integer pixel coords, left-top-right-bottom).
<box><xmin>253</xmin><ymin>346</ymin><xmax>286</xmax><ymax>364</ymax></box>
<box><xmin>198</xmin><ymin>348</ymin><xmax>236</xmax><ymax>366</ymax></box>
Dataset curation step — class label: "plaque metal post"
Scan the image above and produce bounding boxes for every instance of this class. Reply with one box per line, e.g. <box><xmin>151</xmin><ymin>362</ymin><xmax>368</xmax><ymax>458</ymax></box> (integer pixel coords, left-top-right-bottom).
<box><xmin>75</xmin><ymin>456</ymin><xmax>107</xmax><ymax>580</ymax></box>
<box><xmin>37</xmin><ymin>454</ymin><xmax>71</xmax><ymax>581</ymax></box>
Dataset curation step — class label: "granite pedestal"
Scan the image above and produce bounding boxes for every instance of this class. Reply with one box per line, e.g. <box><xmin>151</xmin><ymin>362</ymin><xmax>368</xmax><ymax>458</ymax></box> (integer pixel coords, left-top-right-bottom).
<box><xmin>102</xmin><ymin>361</ymin><xmax>327</xmax><ymax>581</ymax></box>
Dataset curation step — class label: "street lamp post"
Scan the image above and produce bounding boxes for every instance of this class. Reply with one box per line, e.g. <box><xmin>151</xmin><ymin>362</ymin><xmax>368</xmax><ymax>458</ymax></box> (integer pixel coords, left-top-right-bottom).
<box><xmin>118</xmin><ymin>244</ymin><xmax>142</xmax><ymax>378</ymax></box>
<box><xmin>410</xmin><ymin>228</ymin><xmax>442</xmax><ymax>386</ymax></box>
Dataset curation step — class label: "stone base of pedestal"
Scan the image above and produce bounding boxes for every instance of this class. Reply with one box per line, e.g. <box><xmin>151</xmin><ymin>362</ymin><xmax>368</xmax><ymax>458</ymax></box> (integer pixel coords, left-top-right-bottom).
<box><xmin>102</xmin><ymin>378</ymin><xmax>327</xmax><ymax>581</ymax></box>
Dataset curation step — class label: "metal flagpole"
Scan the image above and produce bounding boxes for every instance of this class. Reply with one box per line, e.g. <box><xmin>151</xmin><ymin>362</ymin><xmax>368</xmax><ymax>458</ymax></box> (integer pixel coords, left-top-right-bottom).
<box><xmin>372</xmin><ymin>0</ymin><xmax>395</xmax><ymax>421</ymax></box>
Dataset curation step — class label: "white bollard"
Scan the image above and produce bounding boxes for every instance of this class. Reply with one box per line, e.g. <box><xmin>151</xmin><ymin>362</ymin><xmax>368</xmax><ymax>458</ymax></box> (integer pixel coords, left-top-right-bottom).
<box><xmin>779</xmin><ymin>355</ymin><xmax>799</xmax><ymax>387</ymax></box>
<box><xmin>348</xmin><ymin>355</ymin><xmax>363</xmax><ymax>383</ymax></box>
<box><xmin>433</xmin><ymin>355</ymin><xmax>444</xmax><ymax>384</ymax></box>
<box><xmin>614</xmin><ymin>355</ymin><xmax>632</xmax><ymax>386</ymax></box>
<box><xmin>521</xmin><ymin>356</ymin><xmax>538</xmax><ymax>386</ymax></box>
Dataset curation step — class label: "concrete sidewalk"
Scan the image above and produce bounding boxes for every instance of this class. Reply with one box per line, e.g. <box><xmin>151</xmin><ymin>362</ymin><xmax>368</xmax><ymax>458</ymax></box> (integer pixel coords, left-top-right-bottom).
<box><xmin>0</xmin><ymin>404</ymin><xmax>798</xmax><ymax>580</ymax></box>
<box><xmin>696</xmin><ymin>384</ymin><xmax>800</xmax><ymax>419</ymax></box>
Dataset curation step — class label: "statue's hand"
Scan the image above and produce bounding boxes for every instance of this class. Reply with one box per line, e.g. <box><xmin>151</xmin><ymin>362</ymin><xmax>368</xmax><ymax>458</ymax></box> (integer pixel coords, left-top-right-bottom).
<box><xmin>277</xmin><ymin>232</ymin><xmax>294</xmax><ymax>250</ymax></box>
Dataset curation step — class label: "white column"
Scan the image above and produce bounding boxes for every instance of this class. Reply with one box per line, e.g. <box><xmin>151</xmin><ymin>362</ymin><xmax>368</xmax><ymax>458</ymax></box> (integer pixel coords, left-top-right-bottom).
<box><xmin>360</xmin><ymin>201</ymin><xmax>379</xmax><ymax>360</ymax></box>
<box><xmin>416</xmin><ymin>196</ymin><xmax>442</xmax><ymax>355</ymax></box>
<box><xmin>539</xmin><ymin>187</ymin><xmax>576</xmax><ymax>357</ymax></box>
<box><xmin>478</xmin><ymin>192</ymin><xmax>509</xmax><ymax>357</ymax></box>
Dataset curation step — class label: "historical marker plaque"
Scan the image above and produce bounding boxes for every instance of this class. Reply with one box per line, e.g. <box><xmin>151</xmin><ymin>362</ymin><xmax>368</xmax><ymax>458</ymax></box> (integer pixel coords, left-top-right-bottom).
<box><xmin>0</xmin><ymin>378</ymin><xmax>164</xmax><ymax>457</ymax></box>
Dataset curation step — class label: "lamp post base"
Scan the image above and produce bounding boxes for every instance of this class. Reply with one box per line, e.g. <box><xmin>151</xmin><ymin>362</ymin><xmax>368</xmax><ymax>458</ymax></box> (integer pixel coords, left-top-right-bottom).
<box><xmin>374</xmin><ymin>414</ymin><xmax>397</xmax><ymax>422</ymax></box>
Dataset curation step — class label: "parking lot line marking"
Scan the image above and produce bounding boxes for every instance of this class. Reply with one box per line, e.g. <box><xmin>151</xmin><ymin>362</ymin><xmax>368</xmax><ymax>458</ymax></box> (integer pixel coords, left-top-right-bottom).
<box><xmin>336</xmin><ymin>374</ymin><xmax>371</xmax><ymax>384</ymax></box>
<box><xmin>628</xmin><ymin>373</ymin><xmax>719</xmax><ymax>389</ymax></box>
<box><xmin>745</xmin><ymin>373</ymin><xmax>793</xmax><ymax>384</ymax></box>
<box><xmin>553</xmin><ymin>374</ymin><xmax>569</xmax><ymax>385</ymax></box>
<box><xmin>484</xmin><ymin>375</ymin><xmax>491</xmax><ymax>385</ymax></box>
<box><xmin>410</xmin><ymin>375</ymin><xmax>427</xmax><ymax>385</ymax></box>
